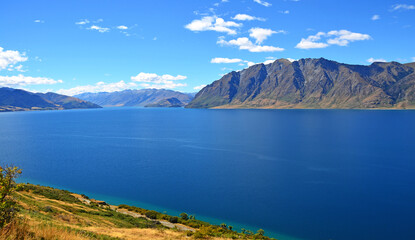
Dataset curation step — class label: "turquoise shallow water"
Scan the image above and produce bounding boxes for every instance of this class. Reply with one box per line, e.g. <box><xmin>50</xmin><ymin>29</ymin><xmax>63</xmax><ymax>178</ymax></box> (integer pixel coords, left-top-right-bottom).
<box><xmin>1</xmin><ymin>107</ymin><xmax>415</xmax><ymax>240</ymax></box>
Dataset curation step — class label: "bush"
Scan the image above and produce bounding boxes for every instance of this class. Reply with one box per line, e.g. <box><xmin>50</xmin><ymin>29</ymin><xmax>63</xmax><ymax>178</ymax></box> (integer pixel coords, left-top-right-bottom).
<box><xmin>168</xmin><ymin>216</ymin><xmax>178</xmax><ymax>223</ymax></box>
<box><xmin>144</xmin><ymin>210</ymin><xmax>158</xmax><ymax>219</ymax></box>
<box><xmin>180</xmin><ymin>212</ymin><xmax>189</xmax><ymax>220</ymax></box>
<box><xmin>0</xmin><ymin>166</ymin><xmax>22</xmax><ymax>228</ymax></box>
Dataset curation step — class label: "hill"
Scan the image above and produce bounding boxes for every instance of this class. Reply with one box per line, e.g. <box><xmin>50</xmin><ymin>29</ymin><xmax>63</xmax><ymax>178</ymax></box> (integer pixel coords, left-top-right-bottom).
<box><xmin>36</xmin><ymin>92</ymin><xmax>101</xmax><ymax>109</ymax></box>
<box><xmin>145</xmin><ymin>97</ymin><xmax>185</xmax><ymax>108</ymax></box>
<box><xmin>187</xmin><ymin>58</ymin><xmax>415</xmax><ymax>109</ymax></box>
<box><xmin>75</xmin><ymin>89</ymin><xmax>194</xmax><ymax>107</ymax></box>
<box><xmin>4</xmin><ymin>183</ymin><xmax>275</xmax><ymax>240</ymax></box>
<box><xmin>0</xmin><ymin>87</ymin><xmax>101</xmax><ymax>112</ymax></box>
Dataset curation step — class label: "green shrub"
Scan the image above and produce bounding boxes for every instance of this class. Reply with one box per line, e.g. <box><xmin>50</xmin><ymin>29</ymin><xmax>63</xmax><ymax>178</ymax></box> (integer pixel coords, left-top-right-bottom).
<box><xmin>144</xmin><ymin>210</ymin><xmax>158</xmax><ymax>219</ymax></box>
<box><xmin>0</xmin><ymin>166</ymin><xmax>22</xmax><ymax>228</ymax></box>
<box><xmin>168</xmin><ymin>216</ymin><xmax>178</xmax><ymax>223</ymax></box>
<box><xmin>180</xmin><ymin>212</ymin><xmax>189</xmax><ymax>220</ymax></box>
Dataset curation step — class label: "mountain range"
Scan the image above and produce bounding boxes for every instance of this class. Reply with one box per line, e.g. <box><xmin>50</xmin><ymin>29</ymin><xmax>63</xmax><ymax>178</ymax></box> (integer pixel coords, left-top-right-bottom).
<box><xmin>0</xmin><ymin>87</ymin><xmax>101</xmax><ymax>112</ymax></box>
<box><xmin>75</xmin><ymin>89</ymin><xmax>194</xmax><ymax>107</ymax></box>
<box><xmin>187</xmin><ymin>58</ymin><xmax>415</xmax><ymax>109</ymax></box>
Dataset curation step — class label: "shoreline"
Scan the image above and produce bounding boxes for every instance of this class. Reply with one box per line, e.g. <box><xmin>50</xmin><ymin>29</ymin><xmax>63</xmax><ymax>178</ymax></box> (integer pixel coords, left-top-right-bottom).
<box><xmin>17</xmin><ymin>178</ymin><xmax>304</xmax><ymax>240</ymax></box>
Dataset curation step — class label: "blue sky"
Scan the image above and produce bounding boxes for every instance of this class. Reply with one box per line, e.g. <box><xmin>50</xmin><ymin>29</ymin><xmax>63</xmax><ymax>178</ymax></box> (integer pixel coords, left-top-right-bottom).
<box><xmin>0</xmin><ymin>0</ymin><xmax>414</xmax><ymax>95</ymax></box>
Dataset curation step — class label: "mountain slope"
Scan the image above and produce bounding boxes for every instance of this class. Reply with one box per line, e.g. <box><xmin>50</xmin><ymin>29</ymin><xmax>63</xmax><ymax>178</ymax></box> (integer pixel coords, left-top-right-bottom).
<box><xmin>0</xmin><ymin>87</ymin><xmax>57</xmax><ymax>110</ymax></box>
<box><xmin>10</xmin><ymin>183</ymin><xmax>275</xmax><ymax>240</ymax></box>
<box><xmin>36</xmin><ymin>92</ymin><xmax>101</xmax><ymax>109</ymax></box>
<box><xmin>75</xmin><ymin>89</ymin><xmax>194</xmax><ymax>107</ymax></box>
<box><xmin>187</xmin><ymin>58</ymin><xmax>415</xmax><ymax>109</ymax></box>
<box><xmin>145</xmin><ymin>97</ymin><xmax>185</xmax><ymax>107</ymax></box>
<box><xmin>0</xmin><ymin>87</ymin><xmax>101</xmax><ymax>112</ymax></box>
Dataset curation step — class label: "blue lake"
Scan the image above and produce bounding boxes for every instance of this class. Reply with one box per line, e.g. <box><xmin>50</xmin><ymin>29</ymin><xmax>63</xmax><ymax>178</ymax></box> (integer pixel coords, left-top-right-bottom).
<box><xmin>0</xmin><ymin>108</ymin><xmax>414</xmax><ymax>240</ymax></box>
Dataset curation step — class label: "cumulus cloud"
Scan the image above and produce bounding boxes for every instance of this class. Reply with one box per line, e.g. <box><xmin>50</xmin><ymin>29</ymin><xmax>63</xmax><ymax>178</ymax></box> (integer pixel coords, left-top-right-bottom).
<box><xmin>75</xmin><ymin>19</ymin><xmax>90</xmax><ymax>25</ymax></box>
<box><xmin>218</xmin><ymin>37</ymin><xmax>284</xmax><ymax>52</ymax></box>
<box><xmin>372</xmin><ymin>15</ymin><xmax>380</xmax><ymax>20</ymax></box>
<box><xmin>194</xmin><ymin>84</ymin><xmax>207</xmax><ymax>90</ymax></box>
<box><xmin>296</xmin><ymin>30</ymin><xmax>371</xmax><ymax>49</ymax></box>
<box><xmin>117</xmin><ymin>25</ymin><xmax>128</xmax><ymax>30</ymax></box>
<box><xmin>253</xmin><ymin>0</ymin><xmax>271</xmax><ymax>7</ymax></box>
<box><xmin>0</xmin><ymin>47</ymin><xmax>28</xmax><ymax>71</ymax></box>
<box><xmin>412</xmin><ymin>57</ymin><xmax>415</xmax><ymax>62</ymax></box>
<box><xmin>249</xmin><ymin>27</ymin><xmax>284</xmax><ymax>44</ymax></box>
<box><xmin>211</xmin><ymin>57</ymin><xmax>244</xmax><ymax>63</ymax></box>
<box><xmin>185</xmin><ymin>16</ymin><xmax>242</xmax><ymax>35</ymax></box>
<box><xmin>232</xmin><ymin>14</ymin><xmax>265</xmax><ymax>21</ymax></box>
<box><xmin>88</xmin><ymin>25</ymin><xmax>110</xmax><ymax>33</ymax></box>
<box><xmin>57</xmin><ymin>81</ymin><xmax>136</xmax><ymax>96</ymax></box>
<box><xmin>131</xmin><ymin>73</ymin><xmax>187</xmax><ymax>89</ymax></box>
<box><xmin>391</xmin><ymin>4</ymin><xmax>415</xmax><ymax>11</ymax></box>
<box><xmin>34</xmin><ymin>20</ymin><xmax>44</xmax><ymax>23</ymax></box>
<box><xmin>0</xmin><ymin>75</ymin><xmax>62</xmax><ymax>88</ymax></box>
<box><xmin>367</xmin><ymin>58</ymin><xmax>387</xmax><ymax>63</ymax></box>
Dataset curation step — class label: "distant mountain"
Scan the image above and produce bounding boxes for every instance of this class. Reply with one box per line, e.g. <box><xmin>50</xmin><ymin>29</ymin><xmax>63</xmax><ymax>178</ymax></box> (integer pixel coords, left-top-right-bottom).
<box><xmin>187</xmin><ymin>58</ymin><xmax>415</xmax><ymax>109</ymax></box>
<box><xmin>36</xmin><ymin>92</ymin><xmax>101</xmax><ymax>109</ymax></box>
<box><xmin>145</xmin><ymin>97</ymin><xmax>185</xmax><ymax>108</ymax></box>
<box><xmin>0</xmin><ymin>87</ymin><xmax>101</xmax><ymax>112</ymax></box>
<box><xmin>75</xmin><ymin>89</ymin><xmax>194</xmax><ymax>107</ymax></box>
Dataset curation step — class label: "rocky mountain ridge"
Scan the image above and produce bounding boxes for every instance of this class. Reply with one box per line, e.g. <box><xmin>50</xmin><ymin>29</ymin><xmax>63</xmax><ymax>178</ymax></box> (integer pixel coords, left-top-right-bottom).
<box><xmin>187</xmin><ymin>58</ymin><xmax>415</xmax><ymax>109</ymax></box>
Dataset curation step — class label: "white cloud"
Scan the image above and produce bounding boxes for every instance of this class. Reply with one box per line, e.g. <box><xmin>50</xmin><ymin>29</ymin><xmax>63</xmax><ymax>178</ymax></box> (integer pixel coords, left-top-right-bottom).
<box><xmin>296</xmin><ymin>30</ymin><xmax>371</xmax><ymax>49</ymax></box>
<box><xmin>211</xmin><ymin>57</ymin><xmax>243</xmax><ymax>63</ymax></box>
<box><xmin>371</xmin><ymin>15</ymin><xmax>380</xmax><ymax>20</ymax></box>
<box><xmin>367</xmin><ymin>58</ymin><xmax>387</xmax><ymax>63</ymax></box>
<box><xmin>391</xmin><ymin>4</ymin><xmax>415</xmax><ymax>11</ymax></box>
<box><xmin>57</xmin><ymin>81</ymin><xmax>136</xmax><ymax>96</ymax></box>
<box><xmin>117</xmin><ymin>25</ymin><xmax>128</xmax><ymax>30</ymax></box>
<box><xmin>75</xmin><ymin>19</ymin><xmax>90</xmax><ymax>25</ymax></box>
<box><xmin>326</xmin><ymin>30</ymin><xmax>371</xmax><ymax>46</ymax></box>
<box><xmin>88</xmin><ymin>25</ymin><xmax>110</xmax><ymax>33</ymax></box>
<box><xmin>263</xmin><ymin>59</ymin><xmax>275</xmax><ymax>65</ymax></box>
<box><xmin>185</xmin><ymin>16</ymin><xmax>242</xmax><ymax>35</ymax></box>
<box><xmin>280</xmin><ymin>10</ymin><xmax>290</xmax><ymax>14</ymax></box>
<box><xmin>194</xmin><ymin>84</ymin><xmax>207</xmax><ymax>90</ymax></box>
<box><xmin>34</xmin><ymin>20</ymin><xmax>44</xmax><ymax>23</ymax></box>
<box><xmin>0</xmin><ymin>74</ymin><xmax>62</xmax><ymax>88</ymax></box>
<box><xmin>249</xmin><ymin>27</ymin><xmax>284</xmax><ymax>44</ymax></box>
<box><xmin>295</xmin><ymin>32</ymin><xmax>330</xmax><ymax>49</ymax></box>
<box><xmin>218</xmin><ymin>37</ymin><xmax>284</xmax><ymax>52</ymax></box>
<box><xmin>253</xmin><ymin>0</ymin><xmax>271</xmax><ymax>7</ymax></box>
<box><xmin>412</xmin><ymin>57</ymin><xmax>415</xmax><ymax>62</ymax></box>
<box><xmin>0</xmin><ymin>47</ymin><xmax>28</xmax><ymax>71</ymax></box>
<box><xmin>232</xmin><ymin>14</ymin><xmax>265</xmax><ymax>21</ymax></box>
<box><xmin>14</xmin><ymin>65</ymin><xmax>26</xmax><ymax>72</ymax></box>
<box><xmin>131</xmin><ymin>73</ymin><xmax>187</xmax><ymax>89</ymax></box>
<box><xmin>287</xmin><ymin>58</ymin><xmax>297</xmax><ymax>62</ymax></box>
<box><xmin>131</xmin><ymin>73</ymin><xmax>187</xmax><ymax>83</ymax></box>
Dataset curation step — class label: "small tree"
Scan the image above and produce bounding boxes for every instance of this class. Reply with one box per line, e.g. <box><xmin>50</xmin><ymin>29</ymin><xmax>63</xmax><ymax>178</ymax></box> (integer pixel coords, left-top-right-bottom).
<box><xmin>169</xmin><ymin>216</ymin><xmax>178</xmax><ymax>223</ymax></box>
<box><xmin>257</xmin><ymin>229</ymin><xmax>265</xmax><ymax>236</ymax></box>
<box><xmin>0</xmin><ymin>166</ymin><xmax>22</xmax><ymax>228</ymax></box>
<box><xmin>180</xmin><ymin>212</ymin><xmax>189</xmax><ymax>220</ymax></box>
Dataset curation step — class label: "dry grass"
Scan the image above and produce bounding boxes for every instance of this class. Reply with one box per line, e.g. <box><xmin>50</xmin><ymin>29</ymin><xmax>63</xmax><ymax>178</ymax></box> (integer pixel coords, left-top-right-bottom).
<box><xmin>85</xmin><ymin>227</ymin><xmax>187</xmax><ymax>240</ymax></box>
<box><xmin>0</xmin><ymin>219</ymin><xmax>90</xmax><ymax>240</ymax></box>
<box><xmin>7</xmin><ymin>185</ymin><xmax>257</xmax><ymax>240</ymax></box>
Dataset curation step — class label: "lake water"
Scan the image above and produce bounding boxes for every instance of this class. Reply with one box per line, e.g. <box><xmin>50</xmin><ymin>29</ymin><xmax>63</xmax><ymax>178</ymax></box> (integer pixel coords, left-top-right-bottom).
<box><xmin>0</xmin><ymin>108</ymin><xmax>414</xmax><ymax>240</ymax></box>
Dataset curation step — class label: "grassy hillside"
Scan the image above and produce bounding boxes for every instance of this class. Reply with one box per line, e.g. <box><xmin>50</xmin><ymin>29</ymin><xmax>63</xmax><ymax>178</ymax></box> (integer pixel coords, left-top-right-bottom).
<box><xmin>1</xmin><ymin>183</ymin><xmax>275</xmax><ymax>240</ymax></box>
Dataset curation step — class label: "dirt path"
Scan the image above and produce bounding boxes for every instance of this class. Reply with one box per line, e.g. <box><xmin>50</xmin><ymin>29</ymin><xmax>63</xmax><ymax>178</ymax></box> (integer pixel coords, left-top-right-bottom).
<box><xmin>72</xmin><ymin>194</ymin><xmax>195</xmax><ymax>232</ymax></box>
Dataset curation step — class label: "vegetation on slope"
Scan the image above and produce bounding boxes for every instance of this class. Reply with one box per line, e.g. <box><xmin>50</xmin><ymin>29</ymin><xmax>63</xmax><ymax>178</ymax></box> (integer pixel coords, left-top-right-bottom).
<box><xmin>0</xmin><ymin>166</ymin><xmax>276</xmax><ymax>240</ymax></box>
